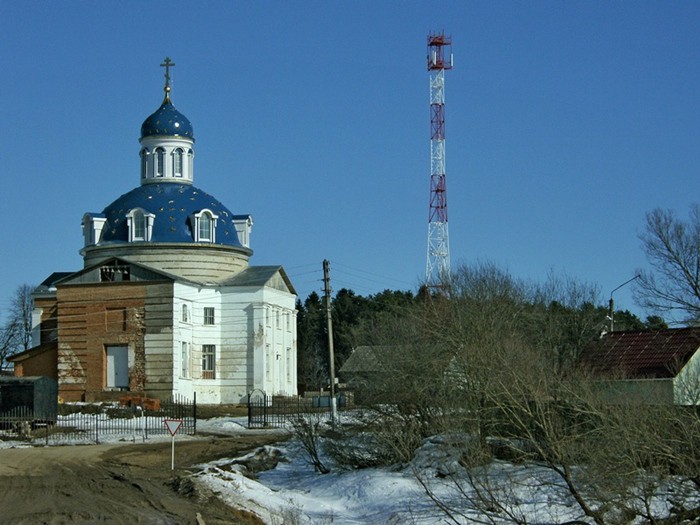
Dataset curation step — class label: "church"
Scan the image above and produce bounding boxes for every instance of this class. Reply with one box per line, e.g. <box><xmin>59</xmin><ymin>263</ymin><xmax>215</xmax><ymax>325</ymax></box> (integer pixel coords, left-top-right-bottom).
<box><xmin>10</xmin><ymin>59</ymin><xmax>298</xmax><ymax>404</ymax></box>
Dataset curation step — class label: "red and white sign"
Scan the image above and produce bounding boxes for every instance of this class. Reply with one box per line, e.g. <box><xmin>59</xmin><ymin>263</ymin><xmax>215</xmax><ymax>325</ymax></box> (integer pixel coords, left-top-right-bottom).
<box><xmin>164</xmin><ymin>419</ymin><xmax>183</xmax><ymax>436</ymax></box>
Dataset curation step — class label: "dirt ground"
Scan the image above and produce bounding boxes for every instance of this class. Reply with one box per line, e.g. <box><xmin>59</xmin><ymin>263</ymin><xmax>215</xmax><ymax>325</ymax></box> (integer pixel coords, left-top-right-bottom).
<box><xmin>0</xmin><ymin>430</ymin><xmax>287</xmax><ymax>525</ymax></box>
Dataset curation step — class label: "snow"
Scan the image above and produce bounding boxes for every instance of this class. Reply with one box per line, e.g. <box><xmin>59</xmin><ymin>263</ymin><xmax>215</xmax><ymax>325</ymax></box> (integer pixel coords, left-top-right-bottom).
<box><xmin>192</xmin><ymin>417</ymin><xmax>587</xmax><ymax>525</ymax></box>
<box><xmin>0</xmin><ymin>413</ymin><xmax>689</xmax><ymax>524</ymax></box>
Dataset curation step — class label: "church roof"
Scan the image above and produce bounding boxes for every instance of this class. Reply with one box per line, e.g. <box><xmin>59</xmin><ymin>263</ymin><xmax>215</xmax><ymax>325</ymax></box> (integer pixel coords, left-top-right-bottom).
<box><xmin>98</xmin><ymin>183</ymin><xmax>243</xmax><ymax>246</ymax></box>
<box><xmin>220</xmin><ymin>266</ymin><xmax>297</xmax><ymax>294</ymax></box>
<box><xmin>141</xmin><ymin>97</ymin><xmax>193</xmax><ymax>140</ymax></box>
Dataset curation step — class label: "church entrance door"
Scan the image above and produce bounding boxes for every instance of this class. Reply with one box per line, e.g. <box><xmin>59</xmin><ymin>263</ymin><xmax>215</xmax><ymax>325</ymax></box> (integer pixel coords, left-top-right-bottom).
<box><xmin>106</xmin><ymin>345</ymin><xmax>129</xmax><ymax>389</ymax></box>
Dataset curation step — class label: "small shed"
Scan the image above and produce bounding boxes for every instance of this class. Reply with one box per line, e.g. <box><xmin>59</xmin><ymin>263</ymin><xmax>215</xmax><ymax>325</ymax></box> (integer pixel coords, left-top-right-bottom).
<box><xmin>0</xmin><ymin>376</ymin><xmax>58</xmax><ymax>421</ymax></box>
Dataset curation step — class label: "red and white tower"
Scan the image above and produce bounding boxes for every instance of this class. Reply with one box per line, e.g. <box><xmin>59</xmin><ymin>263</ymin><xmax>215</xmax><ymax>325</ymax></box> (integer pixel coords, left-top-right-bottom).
<box><xmin>426</xmin><ymin>33</ymin><xmax>453</xmax><ymax>288</ymax></box>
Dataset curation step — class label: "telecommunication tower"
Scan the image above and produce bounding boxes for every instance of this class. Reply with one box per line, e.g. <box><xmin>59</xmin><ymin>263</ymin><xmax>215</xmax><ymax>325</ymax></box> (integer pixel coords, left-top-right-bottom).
<box><xmin>425</xmin><ymin>33</ymin><xmax>453</xmax><ymax>289</ymax></box>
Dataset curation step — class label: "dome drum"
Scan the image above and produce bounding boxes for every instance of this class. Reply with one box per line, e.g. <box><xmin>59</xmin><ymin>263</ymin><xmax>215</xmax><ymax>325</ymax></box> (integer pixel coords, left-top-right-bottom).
<box><xmin>140</xmin><ymin>136</ymin><xmax>194</xmax><ymax>184</ymax></box>
<box><xmin>82</xmin><ymin>243</ymin><xmax>251</xmax><ymax>283</ymax></box>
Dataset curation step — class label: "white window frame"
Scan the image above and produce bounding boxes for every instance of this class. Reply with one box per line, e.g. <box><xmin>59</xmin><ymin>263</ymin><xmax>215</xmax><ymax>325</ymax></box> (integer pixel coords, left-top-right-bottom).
<box><xmin>181</xmin><ymin>304</ymin><xmax>189</xmax><ymax>323</ymax></box>
<box><xmin>126</xmin><ymin>208</ymin><xmax>155</xmax><ymax>242</ymax></box>
<box><xmin>181</xmin><ymin>341</ymin><xmax>189</xmax><ymax>378</ymax></box>
<box><xmin>155</xmin><ymin>147</ymin><xmax>165</xmax><ymax>177</ymax></box>
<box><xmin>203</xmin><ymin>307</ymin><xmax>215</xmax><ymax>326</ymax></box>
<box><xmin>193</xmin><ymin>209</ymin><xmax>219</xmax><ymax>243</ymax></box>
<box><xmin>173</xmin><ymin>148</ymin><xmax>183</xmax><ymax>177</ymax></box>
<box><xmin>202</xmin><ymin>344</ymin><xmax>216</xmax><ymax>379</ymax></box>
<box><xmin>140</xmin><ymin>148</ymin><xmax>149</xmax><ymax>180</ymax></box>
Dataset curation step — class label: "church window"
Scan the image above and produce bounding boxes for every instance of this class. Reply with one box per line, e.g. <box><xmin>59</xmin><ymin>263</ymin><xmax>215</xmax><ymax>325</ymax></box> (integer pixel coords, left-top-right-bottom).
<box><xmin>140</xmin><ymin>148</ymin><xmax>149</xmax><ymax>179</ymax></box>
<box><xmin>133</xmin><ymin>211</ymin><xmax>146</xmax><ymax>240</ymax></box>
<box><xmin>155</xmin><ymin>147</ymin><xmax>165</xmax><ymax>177</ymax></box>
<box><xmin>181</xmin><ymin>304</ymin><xmax>189</xmax><ymax>323</ymax></box>
<box><xmin>203</xmin><ymin>307</ymin><xmax>215</xmax><ymax>325</ymax></box>
<box><xmin>173</xmin><ymin>148</ymin><xmax>183</xmax><ymax>177</ymax></box>
<box><xmin>200</xmin><ymin>213</ymin><xmax>212</xmax><ymax>241</ymax></box>
<box><xmin>126</xmin><ymin>208</ymin><xmax>155</xmax><ymax>242</ymax></box>
<box><xmin>193</xmin><ymin>209</ymin><xmax>218</xmax><ymax>243</ymax></box>
<box><xmin>202</xmin><ymin>344</ymin><xmax>216</xmax><ymax>379</ymax></box>
<box><xmin>181</xmin><ymin>342</ymin><xmax>189</xmax><ymax>378</ymax></box>
<box><xmin>187</xmin><ymin>149</ymin><xmax>194</xmax><ymax>178</ymax></box>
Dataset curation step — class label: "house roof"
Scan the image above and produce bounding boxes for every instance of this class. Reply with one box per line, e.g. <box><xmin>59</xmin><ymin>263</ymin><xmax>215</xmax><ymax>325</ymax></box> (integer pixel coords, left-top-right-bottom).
<box><xmin>7</xmin><ymin>342</ymin><xmax>57</xmax><ymax>363</ymax></box>
<box><xmin>339</xmin><ymin>346</ymin><xmax>390</xmax><ymax>374</ymax></box>
<box><xmin>581</xmin><ymin>327</ymin><xmax>700</xmax><ymax>379</ymax></box>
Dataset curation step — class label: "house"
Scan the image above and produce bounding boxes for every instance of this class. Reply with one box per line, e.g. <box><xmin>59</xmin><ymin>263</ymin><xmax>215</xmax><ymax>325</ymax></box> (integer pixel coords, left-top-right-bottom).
<box><xmin>580</xmin><ymin>327</ymin><xmax>700</xmax><ymax>405</ymax></box>
<box><xmin>9</xmin><ymin>59</ymin><xmax>297</xmax><ymax>404</ymax></box>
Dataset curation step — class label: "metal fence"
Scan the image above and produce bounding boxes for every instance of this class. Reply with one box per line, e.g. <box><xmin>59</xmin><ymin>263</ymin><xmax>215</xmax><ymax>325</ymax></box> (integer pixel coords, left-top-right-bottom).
<box><xmin>248</xmin><ymin>390</ymin><xmax>349</xmax><ymax>428</ymax></box>
<box><xmin>0</xmin><ymin>394</ymin><xmax>196</xmax><ymax>446</ymax></box>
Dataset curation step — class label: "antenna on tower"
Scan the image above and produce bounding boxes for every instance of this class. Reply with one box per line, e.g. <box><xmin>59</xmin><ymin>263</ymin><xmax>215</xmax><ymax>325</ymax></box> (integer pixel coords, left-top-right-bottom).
<box><xmin>425</xmin><ymin>32</ymin><xmax>453</xmax><ymax>295</ymax></box>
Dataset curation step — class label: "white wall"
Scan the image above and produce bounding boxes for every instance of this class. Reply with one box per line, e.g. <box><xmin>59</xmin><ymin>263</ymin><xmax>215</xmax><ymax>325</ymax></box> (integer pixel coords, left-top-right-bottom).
<box><xmin>171</xmin><ymin>279</ymin><xmax>297</xmax><ymax>404</ymax></box>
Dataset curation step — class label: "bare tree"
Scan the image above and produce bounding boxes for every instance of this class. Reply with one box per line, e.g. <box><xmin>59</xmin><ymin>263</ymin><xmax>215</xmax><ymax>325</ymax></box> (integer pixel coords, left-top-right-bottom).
<box><xmin>11</xmin><ymin>284</ymin><xmax>34</xmax><ymax>353</ymax></box>
<box><xmin>0</xmin><ymin>319</ymin><xmax>18</xmax><ymax>370</ymax></box>
<box><xmin>0</xmin><ymin>284</ymin><xmax>35</xmax><ymax>368</ymax></box>
<box><xmin>635</xmin><ymin>205</ymin><xmax>700</xmax><ymax>324</ymax></box>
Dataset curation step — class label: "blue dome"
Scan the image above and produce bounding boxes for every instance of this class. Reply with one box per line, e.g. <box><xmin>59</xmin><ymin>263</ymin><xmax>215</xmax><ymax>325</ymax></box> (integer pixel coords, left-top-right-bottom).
<box><xmin>141</xmin><ymin>99</ymin><xmax>194</xmax><ymax>139</ymax></box>
<box><xmin>100</xmin><ymin>184</ymin><xmax>242</xmax><ymax>247</ymax></box>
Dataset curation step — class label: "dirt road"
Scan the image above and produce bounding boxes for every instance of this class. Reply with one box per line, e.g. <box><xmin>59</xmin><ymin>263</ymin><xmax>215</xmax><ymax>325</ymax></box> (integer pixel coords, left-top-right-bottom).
<box><xmin>0</xmin><ymin>432</ymin><xmax>286</xmax><ymax>525</ymax></box>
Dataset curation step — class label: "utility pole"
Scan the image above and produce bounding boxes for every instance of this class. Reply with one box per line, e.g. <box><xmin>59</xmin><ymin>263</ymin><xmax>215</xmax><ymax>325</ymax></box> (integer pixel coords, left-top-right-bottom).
<box><xmin>322</xmin><ymin>259</ymin><xmax>338</xmax><ymax>427</ymax></box>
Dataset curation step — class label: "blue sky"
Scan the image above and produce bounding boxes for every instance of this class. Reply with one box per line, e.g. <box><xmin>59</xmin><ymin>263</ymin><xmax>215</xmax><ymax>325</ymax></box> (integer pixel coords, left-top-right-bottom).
<box><xmin>1</xmin><ymin>1</ymin><xmax>698</xmax><ymax>319</ymax></box>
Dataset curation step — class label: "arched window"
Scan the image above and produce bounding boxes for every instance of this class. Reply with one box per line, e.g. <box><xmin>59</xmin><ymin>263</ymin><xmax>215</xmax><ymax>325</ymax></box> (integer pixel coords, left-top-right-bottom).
<box><xmin>193</xmin><ymin>209</ymin><xmax>218</xmax><ymax>243</ymax></box>
<box><xmin>173</xmin><ymin>148</ymin><xmax>183</xmax><ymax>177</ymax></box>
<box><xmin>155</xmin><ymin>147</ymin><xmax>165</xmax><ymax>177</ymax></box>
<box><xmin>140</xmin><ymin>148</ymin><xmax>149</xmax><ymax>179</ymax></box>
<box><xmin>126</xmin><ymin>208</ymin><xmax>155</xmax><ymax>242</ymax></box>
<box><xmin>133</xmin><ymin>210</ymin><xmax>146</xmax><ymax>240</ymax></box>
<box><xmin>187</xmin><ymin>149</ymin><xmax>194</xmax><ymax>179</ymax></box>
<box><xmin>199</xmin><ymin>213</ymin><xmax>212</xmax><ymax>241</ymax></box>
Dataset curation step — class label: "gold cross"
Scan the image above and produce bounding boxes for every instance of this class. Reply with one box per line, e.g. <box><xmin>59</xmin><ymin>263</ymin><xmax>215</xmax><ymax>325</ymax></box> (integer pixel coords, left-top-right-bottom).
<box><xmin>160</xmin><ymin>57</ymin><xmax>175</xmax><ymax>92</ymax></box>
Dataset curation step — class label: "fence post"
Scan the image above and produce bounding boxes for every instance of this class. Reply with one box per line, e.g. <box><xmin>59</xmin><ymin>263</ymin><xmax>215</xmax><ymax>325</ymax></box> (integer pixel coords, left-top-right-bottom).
<box><xmin>193</xmin><ymin>392</ymin><xmax>197</xmax><ymax>435</ymax></box>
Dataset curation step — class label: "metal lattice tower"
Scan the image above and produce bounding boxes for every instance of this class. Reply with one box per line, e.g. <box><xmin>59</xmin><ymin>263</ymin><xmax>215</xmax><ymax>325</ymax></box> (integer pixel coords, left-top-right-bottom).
<box><xmin>426</xmin><ymin>33</ymin><xmax>453</xmax><ymax>288</ymax></box>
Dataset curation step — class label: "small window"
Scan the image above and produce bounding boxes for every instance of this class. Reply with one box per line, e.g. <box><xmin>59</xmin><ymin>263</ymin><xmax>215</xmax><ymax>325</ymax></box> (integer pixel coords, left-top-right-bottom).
<box><xmin>202</xmin><ymin>344</ymin><xmax>215</xmax><ymax>379</ymax></box>
<box><xmin>126</xmin><ymin>208</ymin><xmax>154</xmax><ymax>242</ymax></box>
<box><xmin>173</xmin><ymin>148</ymin><xmax>183</xmax><ymax>177</ymax></box>
<box><xmin>188</xmin><ymin>149</ymin><xmax>194</xmax><ymax>178</ymax></box>
<box><xmin>203</xmin><ymin>307</ymin><xmax>215</xmax><ymax>325</ymax></box>
<box><xmin>181</xmin><ymin>342</ymin><xmax>189</xmax><ymax>378</ymax></box>
<box><xmin>286</xmin><ymin>312</ymin><xmax>291</xmax><ymax>331</ymax></box>
<box><xmin>276</xmin><ymin>310</ymin><xmax>280</xmax><ymax>329</ymax></box>
<box><xmin>199</xmin><ymin>213</ymin><xmax>212</xmax><ymax>241</ymax></box>
<box><xmin>193</xmin><ymin>209</ymin><xmax>218</xmax><ymax>243</ymax></box>
<box><xmin>140</xmin><ymin>148</ymin><xmax>149</xmax><ymax>179</ymax></box>
<box><xmin>133</xmin><ymin>210</ymin><xmax>146</xmax><ymax>240</ymax></box>
<box><xmin>155</xmin><ymin>147</ymin><xmax>165</xmax><ymax>177</ymax></box>
<box><xmin>181</xmin><ymin>304</ymin><xmax>189</xmax><ymax>323</ymax></box>
<box><xmin>266</xmin><ymin>308</ymin><xmax>270</xmax><ymax>327</ymax></box>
